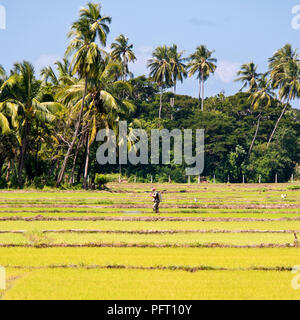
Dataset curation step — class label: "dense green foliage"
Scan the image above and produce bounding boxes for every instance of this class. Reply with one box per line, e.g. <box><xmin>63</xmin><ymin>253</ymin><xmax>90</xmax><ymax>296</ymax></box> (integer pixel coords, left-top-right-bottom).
<box><xmin>115</xmin><ymin>90</ymin><xmax>300</xmax><ymax>183</ymax></box>
<box><xmin>0</xmin><ymin>2</ymin><xmax>299</xmax><ymax>188</ymax></box>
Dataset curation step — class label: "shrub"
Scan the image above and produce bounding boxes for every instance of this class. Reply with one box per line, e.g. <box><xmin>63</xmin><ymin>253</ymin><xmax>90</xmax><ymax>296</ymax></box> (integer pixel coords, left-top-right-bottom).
<box><xmin>95</xmin><ymin>174</ymin><xmax>109</xmax><ymax>189</ymax></box>
<box><xmin>105</xmin><ymin>174</ymin><xmax>121</xmax><ymax>183</ymax></box>
<box><xmin>23</xmin><ymin>175</ymin><xmax>56</xmax><ymax>190</ymax></box>
<box><xmin>0</xmin><ymin>177</ymin><xmax>7</xmax><ymax>189</ymax></box>
<box><xmin>60</xmin><ymin>182</ymin><xmax>83</xmax><ymax>190</ymax></box>
<box><xmin>7</xmin><ymin>174</ymin><xmax>19</xmax><ymax>189</ymax></box>
<box><xmin>30</xmin><ymin>177</ymin><xmax>44</xmax><ymax>189</ymax></box>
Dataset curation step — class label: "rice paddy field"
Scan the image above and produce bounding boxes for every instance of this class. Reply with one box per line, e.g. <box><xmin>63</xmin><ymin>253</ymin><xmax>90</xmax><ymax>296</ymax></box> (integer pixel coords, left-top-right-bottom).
<box><xmin>0</xmin><ymin>183</ymin><xmax>300</xmax><ymax>300</ymax></box>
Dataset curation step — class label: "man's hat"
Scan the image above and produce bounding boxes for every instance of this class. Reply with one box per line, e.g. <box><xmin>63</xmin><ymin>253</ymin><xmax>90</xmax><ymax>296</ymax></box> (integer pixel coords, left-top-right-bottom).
<box><xmin>152</xmin><ymin>188</ymin><xmax>156</xmax><ymax>192</ymax></box>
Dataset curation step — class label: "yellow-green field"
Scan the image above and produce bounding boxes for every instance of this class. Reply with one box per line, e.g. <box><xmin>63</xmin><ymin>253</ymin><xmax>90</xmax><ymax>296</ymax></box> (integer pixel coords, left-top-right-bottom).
<box><xmin>0</xmin><ymin>183</ymin><xmax>300</xmax><ymax>300</ymax></box>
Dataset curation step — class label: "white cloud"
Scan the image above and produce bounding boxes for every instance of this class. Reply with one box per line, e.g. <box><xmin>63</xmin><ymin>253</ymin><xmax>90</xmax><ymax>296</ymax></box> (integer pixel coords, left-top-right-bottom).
<box><xmin>215</xmin><ymin>60</ymin><xmax>240</xmax><ymax>84</ymax></box>
<box><xmin>34</xmin><ymin>54</ymin><xmax>61</xmax><ymax>73</ymax></box>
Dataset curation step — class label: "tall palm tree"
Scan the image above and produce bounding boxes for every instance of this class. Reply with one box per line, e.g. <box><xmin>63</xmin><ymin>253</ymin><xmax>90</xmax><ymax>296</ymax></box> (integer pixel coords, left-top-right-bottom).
<box><xmin>79</xmin><ymin>2</ymin><xmax>112</xmax><ymax>47</ymax></box>
<box><xmin>168</xmin><ymin>44</ymin><xmax>187</xmax><ymax>94</ymax></box>
<box><xmin>188</xmin><ymin>45</ymin><xmax>217</xmax><ymax>111</ymax></box>
<box><xmin>81</xmin><ymin>60</ymin><xmax>134</xmax><ymax>189</ymax></box>
<box><xmin>235</xmin><ymin>62</ymin><xmax>260</xmax><ymax>92</ymax></box>
<box><xmin>267</xmin><ymin>60</ymin><xmax>300</xmax><ymax>147</ymax></box>
<box><xmin>267</xmin><ymin>44</ymin><xmax>300</xmax><ymax>147</ymax></box>
<box><xmin>269</xmin><ymin>44</ymin><xmax>299</xmax><ymax>84</ymax></box>
<box><xmin>147</xmin><ymin>45</ymin><xmax>172</xmax><ymax>119</ymax></box>
<box><xmin>248</xmin><ymin>74</ymin><xmax>275</xmax><ymax>155</ymax></box>
<box><xmin>111</xmin><ymin>34</ymin><xmax>137</xmax><ymax>81</ymax></box>
<box><xmin>57</xmin><ymin>59</ymin><xmax>134</xmax><ymax>188</ymax></box>
<box><xmin>56</xmin><ymin>2</ymin><xmax>111</xmax><ymax>186</ymax></box>
<box><xmin>0</xmin><ymin>61</ymin><xmax>60</xmax><ymax>186</ymax></box>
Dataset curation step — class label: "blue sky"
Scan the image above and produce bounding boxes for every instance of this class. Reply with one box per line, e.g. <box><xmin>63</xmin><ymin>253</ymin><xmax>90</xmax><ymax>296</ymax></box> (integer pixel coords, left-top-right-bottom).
<box><xmin>1</xmin><ymin>0</ymin><xmax>300</xmax><ymax>108</ymax></box>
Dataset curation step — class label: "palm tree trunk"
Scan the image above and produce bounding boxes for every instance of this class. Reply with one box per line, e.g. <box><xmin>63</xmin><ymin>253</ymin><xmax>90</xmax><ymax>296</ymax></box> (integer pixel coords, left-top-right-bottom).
<box><xmin>201</xmin><ymin>72</ymin><xmax>205</xmax><ymax>112</ymax></box>
<box><xmin>18</xmin><ymin>144</ymin><xmax>26</xmax><ymax>187</ymax></box>
<box><xmin>267</xmin><ymin>101</ymin><xmax>289</xmax><ymax>148</ymax></box>
<box><xmin>248</xmin><ymin>113</ymin><xmax>262</xmax><ymax>156</ymax></box>
<box><xmin>123</xmin><ymin>56</ymin><xmax>127</xmax><ymax>82</ymax></box>
<box><xmin>69</xmin><ymin>136</ymin><xmax>82</xmax><ymax>185</ymax></box>
<box><xmin>6</xmin><ymin>160</ymin><xmax>11</xmax><ymax>182</ymax></box>
<box><xmin>18</xmin><ymin>121</ymin><xmax>30</xmax><ymax>187</ymax></box>
<box><xmin>198</xmin><ymin>78</ymin><xmax>202</xmax><ymax>103</ymax></box>
<box><xmin>56</xmin><ymin>75</ymin><xmax>88</xmax><ymax>187</ymax></box>
<box><xmin>159</xmin><ymin>87</ymin><xmax>163</xmax><ymax>119</ymax></box>
<box><xmin>83</xmin><ymin>132</ymin><xmax>91</xmax><ymax>190</ymax></box>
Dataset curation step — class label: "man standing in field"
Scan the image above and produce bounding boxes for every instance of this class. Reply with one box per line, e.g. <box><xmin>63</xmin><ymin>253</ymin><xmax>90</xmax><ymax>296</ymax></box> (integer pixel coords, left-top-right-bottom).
<box><xmin>151</xmin><ymin>188</ymin><xmax>161</xmax><ymax>214</ymax></box>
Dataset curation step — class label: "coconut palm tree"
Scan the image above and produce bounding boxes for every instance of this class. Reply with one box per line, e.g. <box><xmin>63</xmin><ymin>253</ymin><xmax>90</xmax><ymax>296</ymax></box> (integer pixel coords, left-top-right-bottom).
<box><xmin>57</xmin><ymin>59</ymin><xmax>134</xmax><ymax>189</ymax></box>
<box><xmin>267</xmin><ymin>44</ymin><xmax>300</xmax><ymax>147</ymax></box>
<box><xmin>0</xmin><ymin>61</ymin><xmax>61</xmax><ymax>186</ymax></box>
<box><xmin>148</xmin><ymin>45</ymin><xmax>172</xmax><ymax>119</ymax></box>
<box><xmin>111</xmin><ymin>34</ymin><xmax>137</xmax><ymax>81</ymax></box>
<box><xmin>168</xmin><ymin>44</ymin><xmax>187</xmax><ymax>94</ymax></box>
<box><xmin>56</xmin><ymin>3</ymin><xmax>111</xmax><ymax>186</ymax></box>
<box><xmin>269</xmin><ymin>44</ymin><xmax>299</xmax><ymax>84</ymax></box>
<box><xmin>267</xmin><ymin>60</ymin><xmax>300</xmax><ymax>147</ymax></box>
<box><xmin>188</xmin><ymin>45</ymin><xmax>217</xmax><ymax>111</ymax></box>
<box><xmin>248</xmin><ymin>74</ymin><xmax>275</xmax><ymax>155</ymax></box>
<box><xmin>79</xmin><ymin>2</ymin><xmax>112</xmax><ymax>47</ymax></box>
<box><xmin>81</xmin><ymin>60</ymin><xmax>134</xmax><ymax>188</ymax></box>
<box><xmin>235</xmin><ymin>62</ymin><xmax>260</xmax><ymax>92</ymax></box>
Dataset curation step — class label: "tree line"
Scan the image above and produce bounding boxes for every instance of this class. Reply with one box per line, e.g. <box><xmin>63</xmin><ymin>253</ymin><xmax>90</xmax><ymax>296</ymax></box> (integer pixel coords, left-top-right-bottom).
<box><xmin>0</xmin><ymin>2</ymin><xmax>299</xmax><ymax>189</ymax></box>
